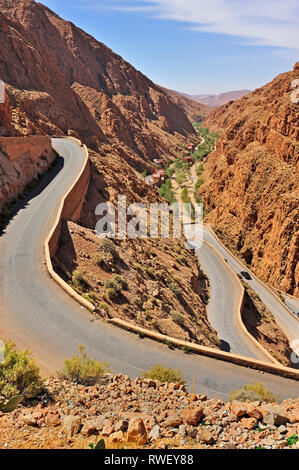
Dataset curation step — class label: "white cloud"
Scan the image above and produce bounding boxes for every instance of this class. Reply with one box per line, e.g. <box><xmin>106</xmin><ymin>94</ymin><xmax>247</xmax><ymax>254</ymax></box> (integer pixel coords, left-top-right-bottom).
<box><xmin>82</xmin><ymin>0</ymin><xmax>299</xmax><ymax>51</ymax></box>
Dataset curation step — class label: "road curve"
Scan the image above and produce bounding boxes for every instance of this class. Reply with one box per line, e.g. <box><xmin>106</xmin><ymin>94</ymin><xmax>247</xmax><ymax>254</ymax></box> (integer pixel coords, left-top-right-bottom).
<box><xmin>196</xmin><ymin>243</ymin><xmax>267</xmax><ymax>360</ymax></box>
<box><xmin>188</xmin><ymin>163</ymin><xmax>299</xmax><ymax>347</ymax></box>
<box><xmin>0</xmin><ymin>138</ymin><xmax>299</xmax><ymax>400</ymax></box>
<box><xmin>282</xmin><ymin>293</ymin><xmax>299</xmax><ymax>318</ymax></box>
<box><xmin>202</xmin><ymin>225</ymin><xmax>299</xmax><ymax>344</ymax></box>
<box><xmin>182</xmin><ymin>172</ymin><xmax>269</xmax><ymax>361</ymax></box>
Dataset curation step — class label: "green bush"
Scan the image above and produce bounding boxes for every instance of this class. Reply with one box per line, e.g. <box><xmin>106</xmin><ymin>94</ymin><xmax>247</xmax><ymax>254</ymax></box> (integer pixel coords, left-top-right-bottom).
<box><xmin>159</xmin><ymin>179</ymin><xmax>176</xmax><ymax>204</ymax></box>
<box><xmin>0</xmin><ymin>343</ymin><xmax>44</xmax><ymax>399</ymax></box>
<box><xmin>105</xmin><ymin>278</ymin><xmax>120</xmax><ymax>291</ymax></box>
<box><xmin>93</xmin><ymin>252</ymin><xmax>104</xmax><ymax>265</ymax></box>
<box><xmin>176</xmin><ymin>172</ymin><xmax>187</xmax><ymax>185</ymax></box>
<box><xmin>141</xmin><ymin>364</ymin><xmax>185</xmax><ymax>385</ymax></box>
<box><xmin>166</xmin><ymin>167</ymin><xmax>175</xmax><ymax>178</ymax></box>
<box><xmin>58</xmin><ymin>345</ymin><xmax>110</xmax><ymax>384</ymax></box>
<box><xmin>181</xmin><ymin>187</ymin><xmax>191</xmax><ymax>204</ymax></box>
<box><xmin>72</xmin><ymin>270</ymin><xmax>89</xmax><ymax>290</ymax></box>
<box><xmin>94</xmin><ymin>251</ymin><xmax>114</xmax><ymax>271</ymax></box>
<box><xmin>174</xmin><ymin>159</ymin><xmax>183</xmax><ymax>170</ymax></box>
<box><xmin>229</xmin><ymin>382</ymin><xmax>279</xmax><ymax>403</ymax></box>
<box><xmin>104</xmin><ymin>275</ymin><xmax>127</xmax><ymax>298</ymax></box>
<box><xmin>98</xmin><ymin>302</ymin><xmax>109</xmax><ymax>313</ymax></box>
<box><xmin>113</xmin><ymin>274</ymin><xmax>128</xmax><ymax>290</ymax></box>
<box><xmin>150</xmin><ymin>319</ymin><xmax>159</xmax><ymax>330</ymax></box>
<box><xmin>168</xmin><ymin>281</ymin><xmax>182</xmax><ymax>298</ymax></box>
<box><xmin>170</xmin><ymin>310</ymin><xmax>185</xmax><ymax>327</ymax></box>
<box><xmin>81</xmin><ymin>293</ymin><xmax>97</xmax><ymax>306</ymax></box>
<box><xmin>195</xmin><ymin>178</ymin><xmax>204</xmax><ymax>190</ymax></box>
<box><xmin>101</xmin><ymin>239</ymin><xmax>116</xmax><ymax>258</ymax></box>
<box><xmin>196</xmin><ymin>165</ymin><xmax>204</xmax><ymax>176</ymax></box>
<box><xmin>106</xmin><ymin>287</ymin><xmax>119</xmax><ymax>301</ymax></box>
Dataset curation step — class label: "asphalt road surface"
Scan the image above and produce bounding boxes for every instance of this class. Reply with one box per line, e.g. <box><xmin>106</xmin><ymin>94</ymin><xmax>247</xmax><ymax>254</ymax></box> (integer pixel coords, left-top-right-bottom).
<box><xmin>196</xmin><ymin>242</ymin><xmax>267</xmax><ymax>360</ymax></box>
<box><xmin>202</xmin><ymin>225</ymin><xmax>299</xmax><ymax>344</ymax></box>
<box><xmin>0</xmin><ymin>138</ymin><xmax>298</xmax><ymax>399</ymax></box>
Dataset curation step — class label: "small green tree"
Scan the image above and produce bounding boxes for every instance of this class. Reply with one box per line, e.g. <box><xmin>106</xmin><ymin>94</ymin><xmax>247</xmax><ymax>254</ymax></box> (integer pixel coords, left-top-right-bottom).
<box><xmin>229</xmin><ymin>382</ymin><xmax>279</xmax><ymax>403</ymax></box>
<box><xmin>58</xmin><ymin>345</ymin><xmax>110</xmax><ymax>384</ymax></box>
<box><xmin>0</xmin><ymin>342</ymin><xmax>44</xmax><ymax>399</ymax></box>
<box><xmin>141</xmin><ymin>364</ymin><xmax>185</xmax><ymax>385</ymax></box>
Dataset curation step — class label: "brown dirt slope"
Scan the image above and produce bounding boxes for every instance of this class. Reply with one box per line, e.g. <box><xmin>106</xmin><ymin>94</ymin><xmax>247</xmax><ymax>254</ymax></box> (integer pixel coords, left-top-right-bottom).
<box><xmin>201</xmin><ymin>63</ymin><xmax>299</xmax><ymax>296</ymax></box>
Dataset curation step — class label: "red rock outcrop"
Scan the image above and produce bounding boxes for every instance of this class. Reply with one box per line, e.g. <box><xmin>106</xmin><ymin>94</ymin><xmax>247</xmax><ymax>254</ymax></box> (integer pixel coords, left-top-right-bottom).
<box><xmin>0</xmin><ymin>91</ymin><xmax>15</xmax><ymax>136</ymax></box>
<box><xmin>201</xmin><ymin>64</ymin><xmax>299</xmax><ymax>296</ymax></box>
<box><xmin>0</xmin><ymin>136</ymin><xmax>55</xmax><ymax>210</ymax></box>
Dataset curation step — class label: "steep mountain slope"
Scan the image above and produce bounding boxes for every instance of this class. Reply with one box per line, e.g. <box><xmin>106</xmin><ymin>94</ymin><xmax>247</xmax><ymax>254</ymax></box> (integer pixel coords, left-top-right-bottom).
<box><xmin>0</xmin><ymin>0</ymin><xmax>219</xmax><ymax>347</ymax></box>
<box><xmin>0</xmin><ymin>0</ymin><xmax>195</xmax><ymax>161</ymax></box>
<box><xmin>191</xmin><ymin>90</ymin><xmax>251</xmax><ymax>107</ymax></box>
<box><xmin>200</xmin><ymin>63</ymin><xmax>299</xmax><ymax>296</ymax></box>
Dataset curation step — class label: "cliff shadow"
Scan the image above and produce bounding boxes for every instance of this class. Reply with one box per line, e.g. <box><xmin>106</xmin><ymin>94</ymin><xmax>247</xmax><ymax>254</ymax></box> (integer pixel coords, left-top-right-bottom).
<box><xmin>0</xmin><ymin>156</ymin><xmax>64</xmax><ymax>236</ymax></box>
<box><xmin>52</xmin><ymin>219</ymin><xmax>77</xmax><ymax>277</ymax></box>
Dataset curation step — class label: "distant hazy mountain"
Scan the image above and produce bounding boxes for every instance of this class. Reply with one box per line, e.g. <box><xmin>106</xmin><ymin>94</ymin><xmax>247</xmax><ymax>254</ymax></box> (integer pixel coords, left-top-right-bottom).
<box><xmin>177</xmin><ymin>90</ymin><xmax>251</xmax><ymax>108</ymax></box>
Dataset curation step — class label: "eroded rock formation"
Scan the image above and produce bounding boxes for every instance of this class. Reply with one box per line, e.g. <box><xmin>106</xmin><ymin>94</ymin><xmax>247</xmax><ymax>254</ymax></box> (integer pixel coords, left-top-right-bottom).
<box><xmin>201</xmin><ymin>63</ymin><xmax>299</xmax><ymax>296</ymax></box>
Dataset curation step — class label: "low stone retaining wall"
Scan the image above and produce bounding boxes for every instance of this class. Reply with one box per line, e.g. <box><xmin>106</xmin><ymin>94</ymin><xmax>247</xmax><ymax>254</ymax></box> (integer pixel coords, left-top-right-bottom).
<box><xmin>110</xmin><ymin>318</ymin><xmax>299</xmax><ymax>382</ymax></box>
<box><xmin>44</xmin><ymin>138</ymin><xmax>94</xmax><ymax>311</ymax></box>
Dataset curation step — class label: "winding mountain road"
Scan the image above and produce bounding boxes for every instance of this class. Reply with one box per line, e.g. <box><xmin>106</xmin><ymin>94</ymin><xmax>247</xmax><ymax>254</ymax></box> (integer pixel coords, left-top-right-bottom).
<box><xmin>0</xmin><ymin>138</ymin><xmax>298</xmax><ymax>400</ymax></box>
<box><xmin>202</xmin><ymin>225</ymin><xmax>299</xmax><ymax>344</ymax></box>
<box><xmin>175</xmin><ymin>179</ymin><xmax>269</xmax><ymax>361</ymax></box>
<box><xmin>282</xmin><ymin>294</ymin><xmax>299</xmax><ymax>318</ymax></box>
<box><xmin>187</xmin><ymin>164</ymin><xmax>299</xmax><ymax>351</ymax></box>
<box><xmin>196</xmin><ymin>242</ymin><xmax>267</xmax><ymax>360</ymax></box>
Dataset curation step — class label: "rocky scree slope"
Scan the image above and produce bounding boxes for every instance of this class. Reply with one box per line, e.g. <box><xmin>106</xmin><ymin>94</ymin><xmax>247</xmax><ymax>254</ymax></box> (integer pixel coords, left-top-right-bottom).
<box><xmin>0</xmin><ymin>375</ymin><xmax>299</xmax><ymax>450</ymax></box>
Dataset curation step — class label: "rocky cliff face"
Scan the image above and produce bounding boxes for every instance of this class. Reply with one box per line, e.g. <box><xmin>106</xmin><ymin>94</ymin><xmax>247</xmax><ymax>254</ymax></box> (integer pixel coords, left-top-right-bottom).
<box><xmin>201</xmin><ymin>64</ymin><xmax>299</xmax><ymax>296</ymax></box>
<box><xmin>0</xmin><ymin>0</ymin><xmax>199</xmax><ymax>161</ymax></box>
<box><xmin>0</xmin><ymin>92</ymin><xmax>15</xmax><ymax>136</ymax></box>
<box><xmin>0</xmin><ymin>136</ymin><xmax>55</xmax><ymax>211</ymax></box>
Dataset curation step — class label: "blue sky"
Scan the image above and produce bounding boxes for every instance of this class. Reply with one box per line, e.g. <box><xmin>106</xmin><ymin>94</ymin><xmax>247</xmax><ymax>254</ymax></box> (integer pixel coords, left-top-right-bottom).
<box><xmin>41</xmin><ymin>0</ymin><xmax>299</xmax><ymax>94</ymax></box>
